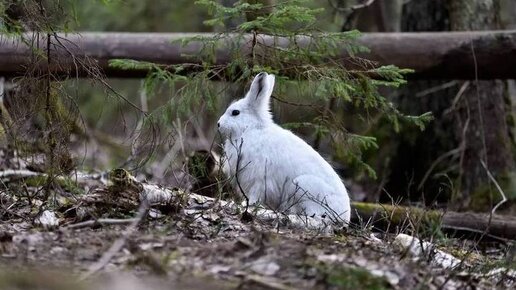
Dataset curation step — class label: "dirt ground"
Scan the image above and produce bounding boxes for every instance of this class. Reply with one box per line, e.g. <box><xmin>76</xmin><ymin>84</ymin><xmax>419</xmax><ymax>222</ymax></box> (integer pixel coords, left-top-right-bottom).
<box><xmin>0</xmin><ymin>169</ymin><xmax>514</xmax><ymax>290</ymax></box>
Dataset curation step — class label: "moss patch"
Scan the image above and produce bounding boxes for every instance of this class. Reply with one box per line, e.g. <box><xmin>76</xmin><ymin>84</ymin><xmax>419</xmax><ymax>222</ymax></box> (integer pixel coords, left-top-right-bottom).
<box><xmin>325</xmin><ymin>266</ymin><xmax>391</xmax><ymax>290</ymax></box>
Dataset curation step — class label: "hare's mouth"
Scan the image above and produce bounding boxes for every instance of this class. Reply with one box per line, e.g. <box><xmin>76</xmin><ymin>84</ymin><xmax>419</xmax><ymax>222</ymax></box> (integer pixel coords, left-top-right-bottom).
<box><xmin>216</xmin><ymin>126</ymin><xmax>230</xmax><ymax>138</ymax></box>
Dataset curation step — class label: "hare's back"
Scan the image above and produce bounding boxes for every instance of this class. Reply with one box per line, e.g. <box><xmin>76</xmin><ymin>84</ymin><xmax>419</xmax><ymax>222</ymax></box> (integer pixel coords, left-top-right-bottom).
<box><xmin>245</xmin><ymin>126</ymin><xmax>341</xmax><ymax>181</ymax></box>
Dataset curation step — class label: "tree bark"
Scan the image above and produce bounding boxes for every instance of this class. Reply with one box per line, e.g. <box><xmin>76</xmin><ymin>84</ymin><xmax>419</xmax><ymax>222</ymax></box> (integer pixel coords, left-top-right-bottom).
<box><xmin>361</xmin><ymin>0</ymin><xmax>458</xmax><ymax>206</ymax></box>
<box><xmin>447</xmin><ymin>0</ymin><xmax>515</xmax><ymax>210</ymax></box>
<box><xmin>1</xmin><ymin>31</ymin><xmax>516</xmax><ymax>79</ymax></box>
<box><xmin>361</xmin><ymin>0</ymin><xmax>516</xmax><ymax>212</ymax></box>
<box><xmin>499</xmin><ymin>0</ymin><xmax>516</xmax><ymax>29</ymax></box>
<box><xmin>352</xmin><ymin>202</ymin><xmax>516</xmax><ymax>241</ymax></box>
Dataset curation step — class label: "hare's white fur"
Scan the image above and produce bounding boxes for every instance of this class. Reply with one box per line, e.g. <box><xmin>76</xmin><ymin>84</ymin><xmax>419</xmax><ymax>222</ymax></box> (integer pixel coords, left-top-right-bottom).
<box><xmin>218</xmin><ymin>72</ymin><xmax>350</xmax><ymax>224</ymax></box>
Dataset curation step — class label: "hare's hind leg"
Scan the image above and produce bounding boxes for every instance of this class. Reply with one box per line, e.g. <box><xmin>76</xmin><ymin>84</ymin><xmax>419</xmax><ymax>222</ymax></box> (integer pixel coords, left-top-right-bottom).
<box><xmin>292</xmin><ymin>175</ymin><xmax>345</xmax><ymax>221</ymax></box>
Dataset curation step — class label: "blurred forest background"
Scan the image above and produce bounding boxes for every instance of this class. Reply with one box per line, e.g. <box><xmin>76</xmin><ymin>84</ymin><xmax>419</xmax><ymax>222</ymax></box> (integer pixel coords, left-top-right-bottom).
<box><xmin>2</xmin><ymin>0</ymin><xmax>516</xmax><ymax>214</ymax></box>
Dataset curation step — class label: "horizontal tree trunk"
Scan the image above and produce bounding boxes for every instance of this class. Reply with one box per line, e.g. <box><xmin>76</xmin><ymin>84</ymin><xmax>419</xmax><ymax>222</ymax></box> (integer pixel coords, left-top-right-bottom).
<box><xmin>352</xmin><ymin>202</ymin><xmax>516</xmax><ymax>241</ymax></box>
<box><xmin>0</xmin><ymin>31</ymin><xmax>515</xmax><ymax>79</ymax></box>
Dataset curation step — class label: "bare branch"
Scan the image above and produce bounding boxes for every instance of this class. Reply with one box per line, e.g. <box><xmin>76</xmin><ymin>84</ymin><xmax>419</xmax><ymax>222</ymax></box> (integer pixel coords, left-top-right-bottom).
<box><xmin>327</xmin><ymin>0</ymin><xmax>376</xmax><ymax>12</ymax></box>
<box><xmin>480</xmin><ymin>160</ymin><xmax>507</xmax><ymax>214</ymax></box>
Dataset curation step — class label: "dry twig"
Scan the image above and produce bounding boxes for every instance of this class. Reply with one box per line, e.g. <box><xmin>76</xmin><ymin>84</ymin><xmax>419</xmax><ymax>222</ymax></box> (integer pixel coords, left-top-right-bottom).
<box><xmin>80</xmin><ymin>201</ymin><xmax>149</xmax><ymax>280</ymax></box>
<box><xmin>64</xmin><ymin>218</ymin><xmax>138</xmax><ymax>230</ymax></box>
<box><xmin>480</xmin><ymin>160</ymin><xmax>507</xmax><ymax>214</ymax></box>
<box><xmin>327</xmin><ymin>0</ymin><xmax>376</xmax><ymax>12</ymax></box>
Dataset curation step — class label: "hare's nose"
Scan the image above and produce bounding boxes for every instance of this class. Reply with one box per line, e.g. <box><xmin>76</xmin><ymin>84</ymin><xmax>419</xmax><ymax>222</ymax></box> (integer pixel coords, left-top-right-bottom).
<box><xmin>217</xmin><ymin>122</ymin><xmax>220</xmax><ymax>128</ymax></box>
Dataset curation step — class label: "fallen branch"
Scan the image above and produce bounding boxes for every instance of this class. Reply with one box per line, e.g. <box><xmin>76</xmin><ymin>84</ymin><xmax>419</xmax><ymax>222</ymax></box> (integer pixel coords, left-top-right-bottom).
<box><xmin>0</xmin><ymin>169</ymin><xmax>42</xmax><ymax>179</ymax></box>
<box><xmin>0</xmin><ymin>169</ymin><xmax>104</xmax><ymax>188</ymax></box>
<box><xmin>65</xmin><ymin>218</ymin><xmax>138</xmax><ymax>230</ymax></box>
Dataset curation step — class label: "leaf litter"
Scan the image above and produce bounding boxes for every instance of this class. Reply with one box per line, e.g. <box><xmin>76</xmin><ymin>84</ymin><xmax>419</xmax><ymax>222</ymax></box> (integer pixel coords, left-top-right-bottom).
<box><xmin>0</xmin><ymin>167</ymin><xmax>513</xmax><ymax>290</ymax></box>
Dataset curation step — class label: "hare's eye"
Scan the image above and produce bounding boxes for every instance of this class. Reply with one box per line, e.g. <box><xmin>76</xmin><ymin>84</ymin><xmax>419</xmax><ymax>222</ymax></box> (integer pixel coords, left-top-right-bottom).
<box><xmin>231</xmin><ymin>110</ymin><xmax>240</xmax><ymax>116</ymax></box>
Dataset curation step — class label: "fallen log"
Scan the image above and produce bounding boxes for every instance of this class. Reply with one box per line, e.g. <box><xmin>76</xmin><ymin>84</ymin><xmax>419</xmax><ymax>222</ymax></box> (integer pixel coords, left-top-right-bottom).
<box><xmin>352</xmin><ymin>202</ymin><xmax>516</xmax><ymax>241</ymax></box>
<box><xmin>1</xmin><ymin>31</ymin><xmax>516</xmax><ymax>79</ymax></box>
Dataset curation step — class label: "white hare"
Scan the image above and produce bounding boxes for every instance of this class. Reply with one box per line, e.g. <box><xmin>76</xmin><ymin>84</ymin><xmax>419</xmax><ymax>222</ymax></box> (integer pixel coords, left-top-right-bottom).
<box><xmin>217</xmin><ymin>72</ymin><xmax>351</xmax><ymax>224</ymax></box>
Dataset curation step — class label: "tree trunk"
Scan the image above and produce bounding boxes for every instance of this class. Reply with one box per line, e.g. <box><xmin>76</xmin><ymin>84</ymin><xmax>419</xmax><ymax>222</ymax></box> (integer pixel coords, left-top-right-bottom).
<box><xmin>377</xmin><ymin>0</ymin><xmax>459</xmax><ymax>206</ymax></box>
<box><xmin>499</xmin><ymin>0</ymin><xmax>516</xmax><ymax>29</ymax></box>
<box><xmin>348</xmin><ymin>0</ymin><xmax>516</xmax><ymax>212</ymax></box>
<box><xmin>351</xmin><ymin>0</ymin><xmax>403</xmax><ymax>32</ymax></box>
<box><xmin>447</xmin><ymin>0</ymin><xmax>515</xmax><ymax>210</ymax></box>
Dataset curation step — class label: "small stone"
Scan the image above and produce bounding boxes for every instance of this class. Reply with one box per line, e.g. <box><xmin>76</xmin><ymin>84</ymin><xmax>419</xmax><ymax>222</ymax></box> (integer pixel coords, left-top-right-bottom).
<box><xmin>209</xmin><ymin>265</ymin><xmax>232</xmax><ymax>275</ymax></box>
<box><xmin>250</xmin><ymin>258</ymin><xmax>280</xmax><ymax>276</ymax></box>
<box><xmin>149</xmin><ymin>209</ymin><xmax>163</xmax><ymax>218</ymax></box>
<box><xmin>139</xmin><ymin>242</ymin><xmax>164</xmax><ymax>251</ymax></box>
<box><xmin>35</xmin><ymin>210</ymin><xmax>59</xmax><ymax>229</ymax></box>
<box><xmin>50</xmin><ymin>246</ymin><xmax>66</xmax><ymax>254</ymax></box>
<box><xmin>370</xmin><ymin>269</ymin><xmax>400</xmax><ymax>286</ymax></box>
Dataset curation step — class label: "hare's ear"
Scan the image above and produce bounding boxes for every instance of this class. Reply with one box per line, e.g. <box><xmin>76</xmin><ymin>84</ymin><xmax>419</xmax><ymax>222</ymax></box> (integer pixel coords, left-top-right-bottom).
<box><xmin>244</xmin><ymin>72</ymin><xmax>275</xmax><ymax>113</ymax></box>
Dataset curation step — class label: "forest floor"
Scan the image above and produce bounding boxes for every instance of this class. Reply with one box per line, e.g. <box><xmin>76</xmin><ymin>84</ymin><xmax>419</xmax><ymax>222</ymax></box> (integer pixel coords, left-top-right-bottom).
<box><xmin>0</xmin><ymin>73</ymin><xmax>512</xmax><ymax>289</ymax></box>
<box><xmin>0</xmin><ymin>167</ymin><xmax>514</xmax><ymax>290</ymax></box>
